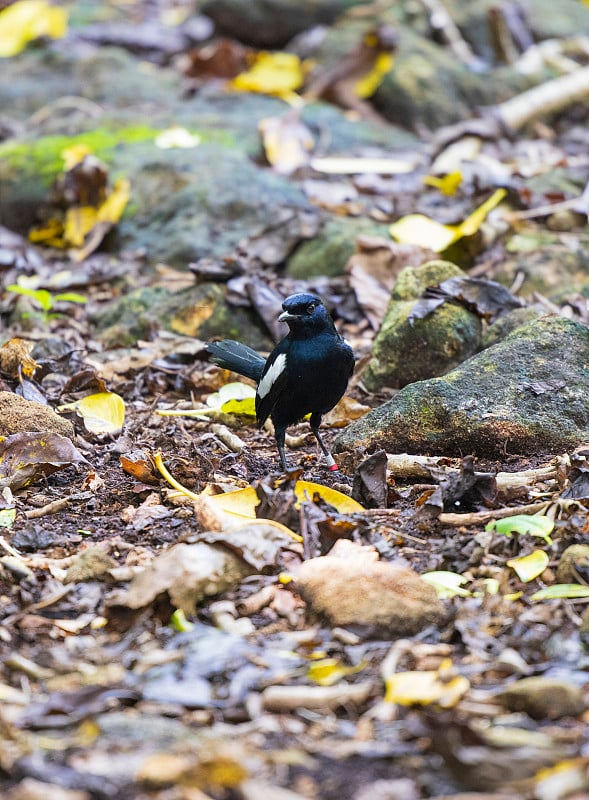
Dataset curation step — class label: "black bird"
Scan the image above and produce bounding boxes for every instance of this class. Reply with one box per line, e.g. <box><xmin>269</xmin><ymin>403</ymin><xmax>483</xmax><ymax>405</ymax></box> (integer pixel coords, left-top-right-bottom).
<box><xmin>206</xmin><ymin>293</ymin><xmax>354</xmax><ymax>471</ymax></box>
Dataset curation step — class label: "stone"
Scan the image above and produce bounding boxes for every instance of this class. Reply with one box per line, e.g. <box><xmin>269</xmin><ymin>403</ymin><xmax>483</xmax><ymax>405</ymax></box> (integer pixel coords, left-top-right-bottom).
<box><xmin>296</xmin><ymin>540</ymin><xmax>443</xmax><ymax>633</ymax></box>
<box><xmin>556</xmin><ymin>544</ymin><xmax>589</xmax><ymax>584</ymax></box>
<box><xmin>202</xmin><ymin>0</ymin><xmax>365</xmax><ymax>48</ymax></box>
<box><xmin>362</xmin><ymin>260</ymin><xmax>482</xmax><ymax>391</ymax></box>
<box><xmin>496</xmin><ymin>676</ymin><xmax>586</xmax><ymax>720</ymax></box>
<box><xmin>287</xmin><ymin>216</ymin><xmax>390</xmax><ymax>279</ymax></box>
<box><xmin>335</xmin><ymin>316</ymin><xmax>589</xmax><ymax>458</ymax></box>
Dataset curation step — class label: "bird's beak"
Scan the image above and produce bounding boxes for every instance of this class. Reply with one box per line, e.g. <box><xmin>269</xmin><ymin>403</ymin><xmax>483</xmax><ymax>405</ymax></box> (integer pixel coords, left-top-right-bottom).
<box><xmin>279</xmin><ymin>310</ymin><xmax>297</xmax><ymax>323</ymax></box>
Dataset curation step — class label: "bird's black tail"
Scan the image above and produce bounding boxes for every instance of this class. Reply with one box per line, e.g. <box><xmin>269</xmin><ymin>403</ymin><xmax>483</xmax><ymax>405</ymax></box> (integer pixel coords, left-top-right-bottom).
<box><xmin>206</xmin><ymin>340</ymin><xmax>266</xmax><ymax>383</ymax></box>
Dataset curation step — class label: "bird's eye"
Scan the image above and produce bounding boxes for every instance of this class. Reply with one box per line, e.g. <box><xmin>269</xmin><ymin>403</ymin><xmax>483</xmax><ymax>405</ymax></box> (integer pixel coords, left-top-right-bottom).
<box><xmin>306</xmin><ymin>302</ymin><xmax>317</xmax><ymax>314</ymax></box>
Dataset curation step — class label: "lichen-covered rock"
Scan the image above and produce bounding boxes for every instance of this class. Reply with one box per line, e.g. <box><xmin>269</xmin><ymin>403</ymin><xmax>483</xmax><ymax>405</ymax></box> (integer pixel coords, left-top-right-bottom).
<box><xmin>336</xmin><ymin>316</ymin><xmax>589</xmax><ymax>458</ymax></box>
<box><xmin>362</xmin><ymin>260</ymin><xmax>482</xmax><ymax>391</ymax></box>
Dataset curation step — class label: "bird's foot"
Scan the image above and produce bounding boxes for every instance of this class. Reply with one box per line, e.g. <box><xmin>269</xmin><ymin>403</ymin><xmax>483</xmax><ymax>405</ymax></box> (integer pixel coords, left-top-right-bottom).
<box><xmin>324</xmin><ymin>453</ymin><xmax>340</xmax><ymax>472</ymax></box>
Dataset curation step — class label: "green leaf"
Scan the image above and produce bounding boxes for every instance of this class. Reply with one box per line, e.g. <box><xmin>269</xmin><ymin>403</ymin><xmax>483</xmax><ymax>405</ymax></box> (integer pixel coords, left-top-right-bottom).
<box><xmin>169</xmin><ymin>608</ymin><xmax>195</xmax><ymax>631</ymax></box>
<box><xmin>54</xmin><ymin>292</ymin><xmax>87</xmax><ymax>304</ymax></box>
<box><xmin>6</xmin><ymin>285</ymin><xmax>53</xmax><ymax>311</ymax></box>
<box><xmin>530</xmin><ymin>584</ymin><xmax>589</xmax><ymax>601</ymax></box>
<box><xmin>486</xmin><ymin>514</ymin><xmax>554</xmax><ymax>544</ymax></box>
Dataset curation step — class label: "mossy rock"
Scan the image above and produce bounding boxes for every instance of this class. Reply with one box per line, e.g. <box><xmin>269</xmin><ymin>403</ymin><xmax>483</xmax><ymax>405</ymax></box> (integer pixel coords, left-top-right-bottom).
<box><xmin>335</xmin><ymin>316</ymin><xmax>589</xmax><ymax>458</ymax></box>
<box><xmin>287</xmin><ymin>216</ymin><xmax>390</xmax><ymax>279</ymax></box>
<box><xmin>94</xmin><ymin>283</ymin><xmax>272</xmax><ymax>349</ymax></box>
<box><xmin>362</xmin><ymin>260</ymin><xmax>482</xmax><ymax>391</ymax></box>
<box><xmin>482</xmin><ymin>307</ymin><xmax>543</xmax><ymax>349</ymax></box>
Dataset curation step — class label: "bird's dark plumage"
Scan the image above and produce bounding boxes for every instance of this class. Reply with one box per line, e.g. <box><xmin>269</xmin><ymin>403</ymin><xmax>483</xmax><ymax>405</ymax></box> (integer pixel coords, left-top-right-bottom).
<box><xmin>206</xmin><ymin>293</ymin><xmax>354</xmax><ymax>471</ymax></box>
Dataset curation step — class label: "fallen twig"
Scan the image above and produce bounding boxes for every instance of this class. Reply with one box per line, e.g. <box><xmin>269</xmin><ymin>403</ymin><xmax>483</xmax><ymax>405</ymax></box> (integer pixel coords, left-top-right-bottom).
<box><xmin>24</xmin><ymin>497</ymin><xmax>69</xmax><ymax>519</ymax></box>
<box><xmin>386</xmin><ymin>453</ymin><xmax>558</xmax><ymax>490</ymax></box>
<box><xmin>438</xmin><ymin>500</ymin><xmax>552</xmax><ymax>527</ymax></box>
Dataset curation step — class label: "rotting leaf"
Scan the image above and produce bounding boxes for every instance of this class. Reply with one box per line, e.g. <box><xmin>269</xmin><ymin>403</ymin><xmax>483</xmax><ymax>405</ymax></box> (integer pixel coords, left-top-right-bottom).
<box><xmin>18</xmin><ymin>685</ymin><xmax>138</xmax><ymax>729</ymax></box>
<box><xmin>0</xmin><ymin>338</ymin><xmax>37</xmax><ymax>379</ymax></box>
<box><xmin>112</xmin><ymin>541</ymin><xmax>255</xmax><ymax>614</ymax></box>
<box><xmin>561</xmin><ymin>454</ymin><xmax>589</xmax><ymax>500</ymax></box>
<box><xmin>390</xmin><ymin>188</ymin><xmax>507</xmax><ymax>252</ymax></box>
<box><xmin>384</xmin><ymin>658</ymin><xmax>470</xmax><ymax>707</ymax></box>
<box><xmin>486</xmin><ymin>514</ymin><xmax>554</xmax><ymax>544</ymax></box>
<box><xmin>530</xmin><ymin>584</ymin><xmax>589</xmax><ymax>601</ymax></box>
<box><xmin>507</xmin><ymin>550</ymin><xmax>550</xmax><ymax>582</ymax></box>
<box><xmin>59</xmin><ymin>391</ymin><xmax>125</xmax><ymax>435</ymax></box>
<box><xmin>0</xmin><ymin>432</ymin><xmax>86</xmax><ymax>490</ymax></box>
<box><xmin>408</xmin><ymin>276</ymin><xmax>524</xmax><ymax>324</ymax></box>
<box><xmin>120</xmin><ymin>452</ymin><xmax>159</xmax><ymax>485</ymax></box>
<box><xmin>352</xmin><ymin>450</ymin><xmax>388</xmax><ymax>509</ymax></box>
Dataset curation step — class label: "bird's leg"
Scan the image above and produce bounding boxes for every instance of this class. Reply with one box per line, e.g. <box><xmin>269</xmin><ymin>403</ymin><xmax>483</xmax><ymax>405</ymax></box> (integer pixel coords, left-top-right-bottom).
<box><xmin>274</xmin><ymin>426</ymin><xmax>289</xmax><ymax>472</ymax></box>
<box><xmin>310</xmin><ymin>413</ymin><xmax>339</xmax><ymax>472</ymax></box>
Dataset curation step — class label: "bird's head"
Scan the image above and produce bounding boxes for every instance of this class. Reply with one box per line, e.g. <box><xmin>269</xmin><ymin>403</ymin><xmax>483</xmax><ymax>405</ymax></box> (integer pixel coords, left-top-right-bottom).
<box><xmin>279</xmin><ymin>293</ymin><xmax>334</xmax><ymax>336</ymax></box>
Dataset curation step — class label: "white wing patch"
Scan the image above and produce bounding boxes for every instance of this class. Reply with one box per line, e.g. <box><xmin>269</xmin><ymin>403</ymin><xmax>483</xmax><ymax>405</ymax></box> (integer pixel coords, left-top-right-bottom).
<box><xmin>257</xmin><ymin>353</ymin><xmax>287</xmax><ymax>399</ymax></box>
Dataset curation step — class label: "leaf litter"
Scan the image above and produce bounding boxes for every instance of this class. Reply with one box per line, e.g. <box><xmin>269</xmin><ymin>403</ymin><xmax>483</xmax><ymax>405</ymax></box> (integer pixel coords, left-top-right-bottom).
<box><xmin>2</xmin><ymin>7</ymin><xmax>589</xmax><ymax>800</ymax></box>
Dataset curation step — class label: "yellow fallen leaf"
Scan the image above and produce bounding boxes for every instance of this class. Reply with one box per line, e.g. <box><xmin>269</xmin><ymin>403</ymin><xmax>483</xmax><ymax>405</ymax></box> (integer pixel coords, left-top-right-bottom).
<box><xmin>65</xmin><ymin>206</ymin><xmax>96</xmax><ymax>248</ymax></box>
<box><xmin>206</xmin><ymin>382</ymin><xmax>257</xmax><ymax>418</ymax></box>
<box><xmin>422</xmin><ymin>171</ymin><xmax>462</xmax><ymax>196</ymax></box>
<box><xmin>62</xmin><ymin>144</ymin><xmax>93</xmax><ymax>171</ymax></box>
<box><xmin>0</xmin><ymin>0</ymin><xmax>67</xmax><ymax>58</ymax></box>
<box><xmin>534</xmin><ymin>758</ymin><xmax>589</xmax><ymax>800</ymax></box>
<box><xmin>205</xmin><ymin>485</ymin><xmax>259</xmax><ymax>519</ymax></box>
<box><xmin>59</xmin><ymin>392</ymin><xmax>125</xmax><ymax>435</ymax></box>
<box><xmin>307</xmin><ymin>657</ymin><xmax>365</xmax><ymax>686</ymax></box>
<box><xmin>385</xmin><ymin>658</ymin><xmax>470</xmax><ymax>708</ymax></box>
<box><xmin>203</xmin><ymin>481</ymin><xmax>364</xmax><ymax>518</ymax></box>
<box><xmin>97</xmin><ymin>177</ymin><xmax>131</xmax><ymax>224</ymax></box>
<box><xmin>421</xmin><ymin>570</ymin><xmax>471</xmax><ymax>598</ymax></box>
<box><xmin>355</xmin><ymin>52</ymin><xmax>394</xmax><ymax>99</ymax></box>
<box><xmin>390</xmin><ymin>188</ymin><xmax>507</xmax><ymax>252</ymax></box>
<box><xmin>28</xmin><ymin>217</ymin><xmax>66</xmax><ymax>246</ymax></box>
<box><xmin>294</xmin><ymin>481</ymin><xmax>364</xmax><ymax>513</ymax></box>
<box><xmin>507</xmin><ymin>550</ymin><xmax>549</xmax><ymax>582</ymax></box>
<box><xmin>231</xmin><ymin>51</ymin><xmax>306</xmax><ymax>101</ymax></box>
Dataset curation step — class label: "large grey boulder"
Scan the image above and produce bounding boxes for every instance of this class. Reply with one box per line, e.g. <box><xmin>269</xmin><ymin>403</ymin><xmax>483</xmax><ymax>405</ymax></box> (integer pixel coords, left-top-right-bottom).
<box><xmin>335</xmin><ymin>316</ymin><xmax>589</xmax><ymax>457</ymax></box>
